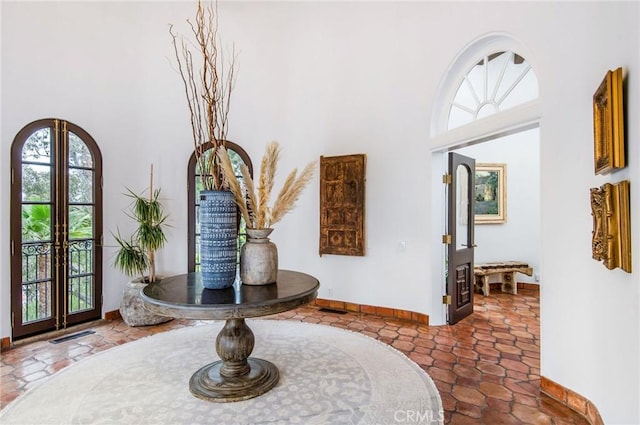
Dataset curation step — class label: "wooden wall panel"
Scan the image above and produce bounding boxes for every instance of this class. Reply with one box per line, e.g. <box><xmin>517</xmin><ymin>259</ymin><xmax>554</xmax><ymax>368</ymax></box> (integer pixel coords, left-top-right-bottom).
<box><xmin>319</xmin><ymin>154</ymin><xmax>366</xmax><ymax>256</ymax></box>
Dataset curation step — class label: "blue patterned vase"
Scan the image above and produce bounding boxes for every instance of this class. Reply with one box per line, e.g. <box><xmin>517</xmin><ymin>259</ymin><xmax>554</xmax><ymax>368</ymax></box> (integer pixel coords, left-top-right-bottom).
<box><xmin>199</xmin><ymin>190</ymin><xmax>238</xmax><ymax>289</ymax></box>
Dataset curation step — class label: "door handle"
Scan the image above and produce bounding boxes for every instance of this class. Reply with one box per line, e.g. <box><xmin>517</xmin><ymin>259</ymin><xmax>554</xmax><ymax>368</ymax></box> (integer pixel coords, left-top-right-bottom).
<box><xmin>462</xmin><ymin>244</ymin><xmax>478</xmax><ymax>247</ymax></box>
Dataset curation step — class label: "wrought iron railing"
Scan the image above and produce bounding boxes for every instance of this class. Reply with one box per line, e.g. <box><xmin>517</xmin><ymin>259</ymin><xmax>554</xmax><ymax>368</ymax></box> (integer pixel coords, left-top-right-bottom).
<box><xmin>21</xmin><ymin>241</ymin><xmax>52</xmax><ymax>323</ymax></box>
<box><xmin>68</xmin><ymin>240</ymin><xmax>94</xmax><ymax>313</ymax></box>
<box><xmin>21</xmin><ymin>239</ymin><xmax>94</xmax><ymax>323</ymax></box>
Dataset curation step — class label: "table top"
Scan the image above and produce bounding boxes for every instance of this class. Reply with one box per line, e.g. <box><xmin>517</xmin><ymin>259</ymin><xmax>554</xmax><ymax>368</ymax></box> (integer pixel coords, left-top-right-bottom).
<box><xmin>140</xmin><ymin>270</ymin><xmax>319</xmax><ymax>320</ymax></box>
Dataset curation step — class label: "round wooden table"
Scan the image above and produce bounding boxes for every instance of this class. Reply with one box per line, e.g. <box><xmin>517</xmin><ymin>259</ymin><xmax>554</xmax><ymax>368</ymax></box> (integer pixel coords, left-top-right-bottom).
<box><xmin>140</xmin><ymin>270</ymin><xmax>319</xmax><ymax>402</ymax></box>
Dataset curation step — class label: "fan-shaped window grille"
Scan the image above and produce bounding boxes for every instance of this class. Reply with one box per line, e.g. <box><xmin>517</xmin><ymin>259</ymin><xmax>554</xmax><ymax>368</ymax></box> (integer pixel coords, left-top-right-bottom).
<box><xmin>448</xmin><ymin>51</ymin><xmax>538</xmax><ymax>130</ymax></box>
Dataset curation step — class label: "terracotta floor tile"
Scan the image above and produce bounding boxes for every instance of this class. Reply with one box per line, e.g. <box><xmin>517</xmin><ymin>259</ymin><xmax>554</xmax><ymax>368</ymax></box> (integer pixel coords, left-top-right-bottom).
<box><xmin>522</xmin><ymin>356</ymin><xmax>541</xmax><ymax>368</ymax></box>
<box><xmin>474</xmin><ymin>332</ymin><xmax>497</xmax><ymax>342</ymax></box>
<box><xmin>398</xmin><ymin>327</ymin><xmax>419</xmax><ymax>337</ymax></box>
<box><xmin>475</xmin><ymin>345</ymin><xmax>501</xmax><ymax>359</ymax></box>
<box><xmin>448</xmin><ymin>412</ymin><xmax>481</xmax><ymax>424</ymax></box>
<box><xmin>453</xmin><ymin>364</ymin><xmax>481</xmax><ymax>381</ymax></box>
<box><xmin>479</xmin><ymin>381</ymin><xmax>514</xmax><ymax>401</ymax></box>
<box><xmin>501</xmin><ymin>358</ymin><xmax>531</xmax><ymax>374</ymax></box>
<box><xmin>455</xmin><ymin>376</ymin><xmax>481</xmax><ymax>389</ymax></box>
<box><xmin>432</xmin><ymin>350</ymin><xmax>458</xmax><ymax>363</ymax></box>
<box><xmin>509</xmin><ymin>379</ymin><xmax>539</xmax><ymax>396</ymax></box>
<box><xmin>481</xmin><ymin>408</ymin><xmax>522</xmax><ymax>424</ymax></box>
<box><xmin>512</xmin><ymin>402</ymin><xmax>553</xmax><ymax>424</ymax></box>
<box><xmin>440</xmin><ymin>391</ymin><xmax>457</xmax><ymax>412</ymax></box>
<box><xmin>513</xmin><ymin>391</ymin><xmax>541</xmax><ymax>407</ymax></box>
<box><xmin>434</xmin><ymin>379</ymin><xmax>453</xmax><ymax>394</ymax></box>
<box><xmin>492</xmin><ymin>331</ymin><xmax>517</xmax><ymax>341</ymax></box>
<box><xmin>451</xmin><ymin>385</ymin><xmax>486</xmax><ymax>405</ymax></box>
<box><xmin>434</xmin><ymin>335</ymin><xmax>456</xmax><ymax>346</ymax></box>
<box><xmin>495</xmin><ymin>342</ymin><xmax>523</xmax><ymax>355</ymax></box>
<box><xmin>392</xmin><ymin>339</ymin><xmax>415</xmax><ymax>352</ymax></box>
<box><xmin>433</xmin><ymin>359</ymin><xmax>456</xmax><ymax>371</ymax></box>
<box><xmin>454</xmin><ymin>400</ymin><xmax>483</xmax><ymax>419</ymax></box>
<box><xmin>485</xmin><ymin>396</ymin><xmax>512</xmax><ymax>413</ymax></box>
<box><xmin>429</xmin><ymin>366</ymin><xmax>459</xmax><ymax>384</ymax></box>
<box><xmin>501</xmin><ymin>352</ymin><xmax>523</xmax><ymax>362</ymax></box>
<box><xmin>0</xmin><ymin>288</ymin><xmax>590</xmax><ymax>425</ymax></box>
<box><xmin>507</xmin><ymin>369</ymin><xmax>531</xmax><ymax>381</ymax></box>
<box><xmin>452</xmin><ymin>346</ymin><xmax>480</xmax><ymax>361</ymax></box>
<box><xmin>414</xmin><ymin>337</ymin><xmax>437</xmax><ymax>350</ymax></box>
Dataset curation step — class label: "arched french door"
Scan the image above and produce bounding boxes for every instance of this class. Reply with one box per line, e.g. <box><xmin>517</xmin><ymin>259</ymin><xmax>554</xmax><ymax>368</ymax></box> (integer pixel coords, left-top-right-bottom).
<box><xmin>10</xmin><ymin>119</ymin><xmax>103</xmax><ymax>339</ymax></box>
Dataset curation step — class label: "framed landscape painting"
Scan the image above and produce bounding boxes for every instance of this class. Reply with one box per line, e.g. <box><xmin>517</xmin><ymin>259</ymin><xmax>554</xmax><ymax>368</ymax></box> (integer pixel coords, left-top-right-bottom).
<box><xmin>475</xmin><ymin>163</ymin><xmax>506</xmax><ymax>224</ymax></box>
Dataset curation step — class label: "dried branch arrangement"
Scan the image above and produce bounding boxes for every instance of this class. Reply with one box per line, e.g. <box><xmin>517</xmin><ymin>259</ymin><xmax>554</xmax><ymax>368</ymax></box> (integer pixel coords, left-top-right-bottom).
<box><xmin>170</xmin><ymin>0</ymin><xmax>237</xmax><ymax>190</ymax></box>
<box><xmin>218</xmin><ymin>142</ymin><xmax>316</xmax><ymax>229</ymax></box>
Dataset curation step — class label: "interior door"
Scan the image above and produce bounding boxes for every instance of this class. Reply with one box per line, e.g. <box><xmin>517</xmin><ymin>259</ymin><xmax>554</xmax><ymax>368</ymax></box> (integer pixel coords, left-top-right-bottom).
<box><xmin>446</xmin><ymin>152</ymin><xmax>476</xmax><ymax>324</ymax></box>
<box><xmin>10</xmin><ymin>119</ymin><xmax>103</xmax><ymax>339</ymax></box>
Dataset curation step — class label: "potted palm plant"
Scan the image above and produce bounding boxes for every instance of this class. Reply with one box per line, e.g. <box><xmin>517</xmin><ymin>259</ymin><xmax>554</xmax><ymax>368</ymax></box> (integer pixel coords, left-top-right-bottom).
<box><xmin>113</xmin><ymin>166</ymin><xmax>171</xmax><ymax>326</ymax></box>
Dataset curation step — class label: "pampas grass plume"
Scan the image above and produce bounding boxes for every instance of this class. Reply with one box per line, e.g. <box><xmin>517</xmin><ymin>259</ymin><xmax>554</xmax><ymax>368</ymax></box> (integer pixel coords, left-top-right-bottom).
<box><xmin>218</xmin><ymin>142</ymin><xmax>315</xmax><ymax>229</ymax></box>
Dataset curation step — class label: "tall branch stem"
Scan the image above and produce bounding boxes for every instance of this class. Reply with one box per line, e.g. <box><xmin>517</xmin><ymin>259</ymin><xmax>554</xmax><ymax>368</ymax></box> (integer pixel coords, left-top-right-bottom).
<box><xmin>170</xmin><ymin>0</ymin><xmax>237</xmax><ymax>190</ymax></box>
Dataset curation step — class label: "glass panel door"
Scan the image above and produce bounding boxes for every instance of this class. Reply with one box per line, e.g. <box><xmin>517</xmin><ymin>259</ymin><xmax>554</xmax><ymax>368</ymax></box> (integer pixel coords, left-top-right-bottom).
<box><xmin>20</xmin><ymin>128</ymin><xmax>55</xmax><ymax>327</ymax></box>
<box><xmin>66</xmin><ymin>131</ymin><xmax>97</xmax><ymax>315</ymax></box>
<box><xmin>11</xmin><ymin>119</ymin><xmax>102</xmax><ymax>339</ymax></box>
<box><xmin>447</xmin><ymin>152</ymin><xmax>476</xmax><ymax>324</ymax></box>
<box><xmin>456</xmin><ymin>164</ymin><xmax>471</xmax><ymax>251</ymax></box>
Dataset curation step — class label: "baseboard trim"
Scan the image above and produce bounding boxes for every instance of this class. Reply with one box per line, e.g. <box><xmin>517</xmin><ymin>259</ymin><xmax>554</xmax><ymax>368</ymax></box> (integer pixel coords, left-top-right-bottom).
<box><xmin>487</xmin><ymin>282</ymin><xmax>540</xmax><ymax>291</ymax></box>
<box><xmin>1</xmin><ymin>336</ymin><xmax>11</xmax><ymax>351</ymax></box>
<box><xmin>105</xmin><ymin>310</ymin><xmax>122</xmax><ymax>321</ymax></box>
<box><xmin>313</xmin><ymin>298</ymin><xmax>429</xmax><ymax>325</ymax></box>
<box><xmin>517</xmin><ymin>282</ymin><xmax>540</xmax><ymax>290</ymax></box>
<box><xmin>541</xmin><ymin>376</ymin><xmax>604</xmax><ymax>425</ymax></box>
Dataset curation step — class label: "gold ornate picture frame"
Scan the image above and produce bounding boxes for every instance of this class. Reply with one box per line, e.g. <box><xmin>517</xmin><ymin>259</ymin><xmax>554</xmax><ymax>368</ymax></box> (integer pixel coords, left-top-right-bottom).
<box><xmin>590</xmin><ymin>180</ymin><xmax>631</xmax><ymax>272</ymax></box>
<box><xmin>593</xmin><ymin>67</ymin><xmax>625</xmax><ymax>175</ymax></box>
<box><xmin>474</xmin><ymin>163</ymin><xmax>506</xmax><ymax>224</ymax></box>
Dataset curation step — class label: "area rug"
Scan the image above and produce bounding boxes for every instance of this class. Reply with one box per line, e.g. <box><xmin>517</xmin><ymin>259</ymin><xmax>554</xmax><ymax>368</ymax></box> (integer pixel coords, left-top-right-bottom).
<box><xmin>0</xmin><ymin>320</ymin><xmax>443</xmax><ymax>425</ymax></box>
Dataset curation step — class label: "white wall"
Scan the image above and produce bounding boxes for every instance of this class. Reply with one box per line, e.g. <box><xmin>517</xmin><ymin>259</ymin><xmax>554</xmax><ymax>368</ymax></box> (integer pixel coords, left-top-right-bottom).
<box><xmin>456</xmin><ymin>128</ymin><xmax>541</xmax><ymax>284</ymax></box>
<box><xmin>1</xmin><ymin>2</ymin><xmax>638</xmax><ymax>423</ymax></box>
<box><xmin>533</xmin><ymin>4</ymin><xmax>639</xmax><ymax>424</ymax></box>
<box><xmin>0</xmin><ymin>0</ymin><xmax>4</xmax><ymax>345</ymax></box>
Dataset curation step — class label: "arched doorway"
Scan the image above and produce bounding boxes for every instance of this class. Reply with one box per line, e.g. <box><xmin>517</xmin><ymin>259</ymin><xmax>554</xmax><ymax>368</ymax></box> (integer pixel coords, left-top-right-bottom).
<box><xmin>429</xmin><ymin>33</ymin><xmax>541</xmax><ymax>325</ymax></box>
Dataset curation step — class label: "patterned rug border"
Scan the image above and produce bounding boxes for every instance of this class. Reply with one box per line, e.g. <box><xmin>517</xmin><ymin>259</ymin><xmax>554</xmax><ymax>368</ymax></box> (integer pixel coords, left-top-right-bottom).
<box><xmin>1</xmin><ymin>319</ymin><xmax>444</xmax><ymax>425</ymax></box>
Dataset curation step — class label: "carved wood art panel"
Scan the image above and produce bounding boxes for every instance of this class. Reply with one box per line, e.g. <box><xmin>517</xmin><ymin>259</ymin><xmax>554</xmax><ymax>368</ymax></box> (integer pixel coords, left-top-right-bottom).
<box><xmin>590</xmin><ymin>180</ymin><xmax>631</xmax><ymax>273</ymax></box>
<box><xmin>319</xmin><ymin>154</ymin><xmax>366</xmax><ymax>256</ymax></box>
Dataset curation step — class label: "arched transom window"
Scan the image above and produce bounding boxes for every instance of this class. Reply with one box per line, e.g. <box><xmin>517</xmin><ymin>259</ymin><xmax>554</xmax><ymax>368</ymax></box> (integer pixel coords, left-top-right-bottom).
<box><xmin>448</xmin><ymin>51</ymin><xmax>538</xmax><ymax>130</ymax></box>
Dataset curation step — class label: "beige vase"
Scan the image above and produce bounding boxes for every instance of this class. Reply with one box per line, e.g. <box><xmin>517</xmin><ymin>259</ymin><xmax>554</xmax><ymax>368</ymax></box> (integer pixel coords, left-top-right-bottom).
<box><xmin>240</xmin><ymin>228</ymin><xmax>278</xmax><ymax>285</ymax></box>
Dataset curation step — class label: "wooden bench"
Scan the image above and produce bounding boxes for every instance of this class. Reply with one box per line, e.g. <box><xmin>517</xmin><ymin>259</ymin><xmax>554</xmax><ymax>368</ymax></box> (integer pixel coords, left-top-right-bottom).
<box><xmin>474</xmin><ymin>261</ymin><xmax>533</xmax><ymax>296</ymax></box>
